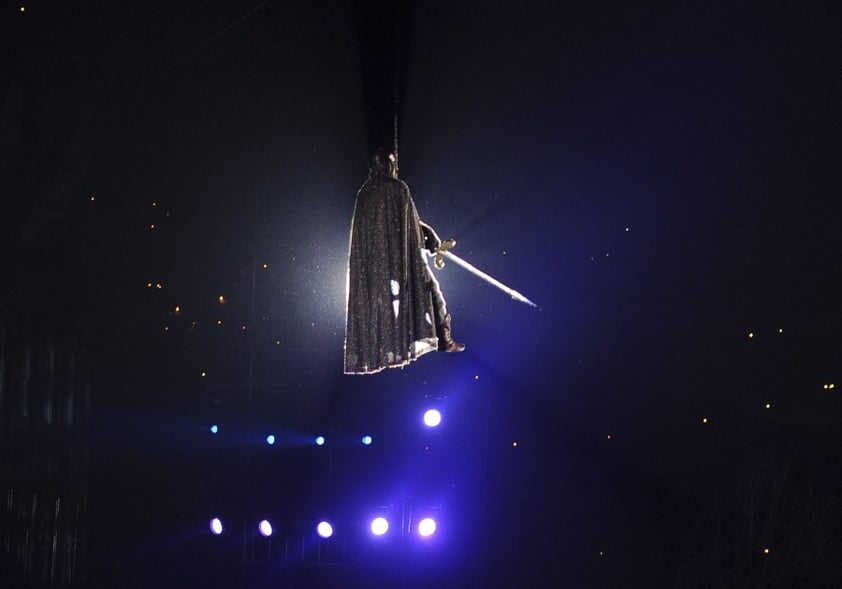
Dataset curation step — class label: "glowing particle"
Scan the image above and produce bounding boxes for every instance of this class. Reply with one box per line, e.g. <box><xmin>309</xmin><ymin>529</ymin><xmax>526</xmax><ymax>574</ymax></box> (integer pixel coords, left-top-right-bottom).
<box><xmin>155</xmin><ymin>283</ymin><xmax>163</xmax><ymax>289</ymax></box>
<box><xmin>241</xmin><ymin>325</ymin><xmax>247</xmax><ymax>331</ymax></box>
<box><xmin>149</xmin><ymin>224</ymin><xmax>155</xmax><ymax>230</ymax></box>
<box><xmin>512</xmin><ymin>441</ymin><xmax>518</xmax><ymax>447</ymax></box>
<box><xmin>216</xmin><ymin>320</ymin><xmax>223</xmax><ymax>326</ymax></box>
<box><xmin>763</xmin><ymin>547</ymin><xmax>770</xmax><ymax>555</ymax></box>
<box><xmin>625</xmin><ymin>227</ymin><xmax>630</xmax><ymax>232</ymax></box>
<box><xmin>20</xmin><ymin>6</ymin><xmax>25</xmax><ymax>12</ymax></box>
<box><xmin>606</xmin><ymin>434</ymin><xmax>612</xmax><ymax>440</ymax></box>
<box><xmin>262</xmin><ymin>263</ymin><xmax>269</xmax><ymax>269</ymax></box>
<box><xmin>702</xmin><ymin>417</ymin><xmax>708</xmax><ymax>424</ymax></box>
<box><xmin>748</xmin><ymin>332</ymin><xmax>754</xmax><ymax>339</ymax></box>
<box><xmin>152</xmin><ymin>201</ymin><xmax>158</xmax><ymax>207</ymax></box>
<box><xmin>163</xmin><ymin>325</ymin><xmax>169</xmax><ymax>332</ymax></box>
<box><xmin>765</xmin><ymin>403</ymin><xmax>771</xmax><ymax>409</ymax></box>
<box><xmin>89</xmin><ymin>195</ymin><xmax>95</xmax><ymax>202</ymax></box>
<box><xmin>474</xmin><ymin>375</ymin><xmax>480</xmax><ymax>380</ymax></box>
<box><xmin>201</xmin><ymin>371</ymin><xmax>207</xmax><ymax>377</ymax></box>
<box><xmin>218</xmin><ymin>295</ymin><xmax>225</xmax><ymax>304</ymax></box>
<box><xmin>778</xmin><ymin>328</ymin><xmax>783</xmax><ymax>334</ymax></box>
<box><xmin>146</xmin><ymin>282</ymin><xmax>153</xmax><ymax>288</ymax></box>
<box><xmin>824</xmin><ymin>383</ymin><xmax>835</xmax><ymax>390</ymax></box>
<box><xmin>274</xmin><ymin>339</ymin><xmax>281</xmax><ymax>345</ymax></box>
<box><xmin>174</xmin><ymin>305</ymin><xmax>181</xmax><ymax>314</ymax></box>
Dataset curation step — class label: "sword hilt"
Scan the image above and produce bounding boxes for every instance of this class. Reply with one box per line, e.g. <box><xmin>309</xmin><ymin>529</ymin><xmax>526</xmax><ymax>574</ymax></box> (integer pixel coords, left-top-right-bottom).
<box><xmin>435</xmin><ymin>238</ymin><xmax>457</xmax><ymax>269</ymax></box>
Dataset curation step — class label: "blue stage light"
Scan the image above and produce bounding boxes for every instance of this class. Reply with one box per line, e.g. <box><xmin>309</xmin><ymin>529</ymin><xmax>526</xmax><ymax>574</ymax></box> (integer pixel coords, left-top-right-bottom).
<box><xmin>361</xmin><ymin>434</ymin><xmax>373</xmax><ymax>446</ymax></box>
<box><xmin>370</xmin><ymin>516</ymin><xmax>389</xmax><ymax>536</ymax></box>
<box><xmin>209</xmin><ymin>517</ymin><xmax>223</xmax><ymax>535</ymax></box>
<box><xmin>423</xmin><ymin>409</ymin><xmax>442</xmax><ymax>427</ymax></box>
<box><xmin>265</xmin><ymin>434</ymin><xmax>276</xmax><ymax>445</ymax></box>
<box><xmin>417</xmin><ymin>517</ymin><xmax>437</xmax><ymax>537</ymax></box>
<box><xmin>315</xmin><ymin>435</ymin><xmax>326</xmax><ymax>446</ymax></box>
<box><xmin>316</xmin><ymin>521</ymin><xmax>334</xmax><ymax>539</ymax></box>
<box><xmin>258</xmin><ymin>520</ymin><xmax>273</xmax><ymax>537</ymax></box>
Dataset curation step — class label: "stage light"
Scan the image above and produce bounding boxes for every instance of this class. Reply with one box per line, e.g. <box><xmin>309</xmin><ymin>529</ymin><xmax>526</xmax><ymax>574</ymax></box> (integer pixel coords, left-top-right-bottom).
<box><xmin>370</xmin><ymin>517</ymin><xmax>389</xmax><ymax>536</ymax></box>
<box><xmin>210</xmin><ymin>424</ymin><xmax>218</xmax><ymax>434</ymax></box>
<box><xmin>258</xmin><ymin>520</ymin><xmax>273</xmax><ymax>537</ymax></box>
<box><xmin>265</xmin><ymin>434</ymin><xmax>276</xmax><ymax>445</ymax></box>
<box><xmin>361</xmin><ymin>434</ymin><xmax>373</xmax><ymax>446</ymax></box>
<box><xmin>417</xmin><ymin>517</ymin><xmax>437</xmax><ymax>537</ymax></box>
<box><xmin>316</xmin><ymin>521</ymin><xmax>334</xmax><ymax>539</ymax></box>
<box><xmin>423</xmin><ymin>409</ymin><xmax>442</xmax><ymax>427</ymax></box>
<box><xmin>315</xmin><ymin>435</ymin><xmax>326</xmax><ymax>446</ymax></box>
<box><xmin>210</xmin><ymin>518</ymin><xmax>223</xmax><ymax>535</ymax></box>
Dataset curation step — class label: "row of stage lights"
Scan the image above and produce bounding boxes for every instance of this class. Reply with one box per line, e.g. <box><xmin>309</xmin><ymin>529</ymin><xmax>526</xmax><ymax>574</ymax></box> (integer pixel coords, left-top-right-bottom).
<box><xmin>206</xmin><ymin>409</ymin><xmax>446</xmax><ymax>546</ymax></box>
<box><xmin>209</xmin><ymin>516</ymin><xmax>438</xmax><ymax>539</ymax></box>
<box><xmin>209</xmin><ymin>409</ymin><xmax>444</xmax><ymax>446</ymax></box>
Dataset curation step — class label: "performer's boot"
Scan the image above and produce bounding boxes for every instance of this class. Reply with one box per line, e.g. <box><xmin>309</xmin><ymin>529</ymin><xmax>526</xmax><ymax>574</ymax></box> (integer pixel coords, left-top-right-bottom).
<box><xmin>437</xmin><ymin>314</ymin><xmax>465</xmax><ymax>352</ymax></box>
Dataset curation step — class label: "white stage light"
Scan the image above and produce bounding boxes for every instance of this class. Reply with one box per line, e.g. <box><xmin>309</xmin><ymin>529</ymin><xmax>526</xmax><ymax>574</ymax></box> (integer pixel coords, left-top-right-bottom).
<box><xmin>418</xmin><ymin>517</ymin><xmax>437</xmax><ymax>537</ymax></box>
<box><xmin>361</xmin><ymin>434</ymin><xmax>373</xmax><ymax>446</ymax></box>
<box><xmin>315</xmin><ymin>435</ymin><xmax>326</xmax><ymax>446</ymax></box>
<box><xmin>370</xmin><ymin>516</ymin><xmax>389</xmax><ymax>536</ymax></box>
<box><xmin>423</xmin><ymin>409</ymin><xmax>442</xmax><ymax>427</ymax></box>
<box><xmin>209</xmin><ymin>518</ymin><xmax>223</xmax><ymax>535</ymax></box>
<box><xmin>316</xmin><ymin>521</ymin><xmax>334</xmax><ymax>539</ymax></box>
<box><xmin>258</xmin><ymin>519</ymin><xmax>273</xmax><ymax>537</ymax></box>
<box><xmin>265</xmin><ymin>434</ymin><xmax>276</xmax><ymax>445</ymax></box>
<box><xmin>210</xmin><ymin>424</ymin><xmax>218</xmax><ymax>434</ymax></box>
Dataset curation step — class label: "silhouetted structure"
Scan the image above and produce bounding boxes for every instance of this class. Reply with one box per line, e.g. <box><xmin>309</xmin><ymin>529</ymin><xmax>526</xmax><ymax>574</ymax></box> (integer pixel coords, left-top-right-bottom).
<box><xmin>0</xmin><ymin>317</ymin><xmax>90</xmax><ymax>587</ymax></box>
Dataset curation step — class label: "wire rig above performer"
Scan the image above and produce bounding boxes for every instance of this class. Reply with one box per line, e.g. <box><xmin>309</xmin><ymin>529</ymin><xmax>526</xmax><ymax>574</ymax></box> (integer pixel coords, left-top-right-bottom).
<box><xmin>344</xmin><ymin>149</ymin><xmax>465</xmax><ymax>375</ymax></box>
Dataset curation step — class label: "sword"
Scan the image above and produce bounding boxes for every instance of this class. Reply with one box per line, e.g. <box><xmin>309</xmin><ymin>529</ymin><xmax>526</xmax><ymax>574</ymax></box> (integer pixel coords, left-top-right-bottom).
<box><xmin>433</xmin><ymin>239</ymin><xmax>539</xmax><ymax>309</ymax></box>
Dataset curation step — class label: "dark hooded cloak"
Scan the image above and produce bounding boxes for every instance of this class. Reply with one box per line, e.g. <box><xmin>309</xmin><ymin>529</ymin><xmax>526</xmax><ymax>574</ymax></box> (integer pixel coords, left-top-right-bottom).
<box><xmin>344</xmin><ymin>170</ymin><xmax>438</xmax><ymax>374</ymax></box>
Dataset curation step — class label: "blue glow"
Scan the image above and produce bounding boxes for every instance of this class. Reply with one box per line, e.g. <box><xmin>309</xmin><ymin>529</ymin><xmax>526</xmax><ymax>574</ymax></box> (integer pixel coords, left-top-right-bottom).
<box><xmin>316</xmin><ymin>521</ymin><xmax>334</xmax><ymax>539</ymax></box>
<box><xmin>361</xmin><ymin>434</ymin><xmax>373</xmax><ymax>446</ymax></box>
<box><xmin>210</xmin><ymin>518</ymin><xmax>223</xmax><ymax>535</ymax></box>
<box><xmin>210</xmin><ymin>424</ymin><xmax>218</xmax><ymax>434</ymax></box>
<box><xmin>315</xmin><ymin>435</ymin><xmax>326</xmax><ymax>446</ymax></box>
<box><xmin>265</xmin><ymin>434</ymin><xmax>275</xmax><ymax>445</ymax></box>
<box><xmin>423</xmin><ymin>409</ymin><xmax>442</xmax><ymax>427</ymax></box>
<box><xmin>370</xmin><ymin>517</ymin><xmax>389</xmax><ymax>536</ymax></box>
<box><xmin>258</xmin><ymin>520</ymin><xmax>273</xmax><ymax>537</ymax></box>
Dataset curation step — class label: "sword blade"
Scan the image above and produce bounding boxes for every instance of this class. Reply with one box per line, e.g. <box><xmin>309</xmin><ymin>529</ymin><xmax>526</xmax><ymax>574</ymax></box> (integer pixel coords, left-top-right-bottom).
<box><xmin>441</xmin><ymin>251</ymin><xmax>538</xmax><ymax>308</ymax></box>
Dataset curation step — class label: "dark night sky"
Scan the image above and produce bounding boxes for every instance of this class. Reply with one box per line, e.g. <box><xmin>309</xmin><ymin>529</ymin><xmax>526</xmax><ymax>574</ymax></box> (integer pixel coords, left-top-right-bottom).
<box><xmin>2</xmin><ymin>1</ymin><xmax>841</xmax><ymax>587</ymax></box>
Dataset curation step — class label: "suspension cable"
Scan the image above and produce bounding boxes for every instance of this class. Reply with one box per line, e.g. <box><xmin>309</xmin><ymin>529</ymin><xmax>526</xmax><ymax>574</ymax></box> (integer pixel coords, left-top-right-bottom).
<box><xmin>392</xmin><ymin>2</ymin><xmax>402</xmax><ymax>174</ymax></box>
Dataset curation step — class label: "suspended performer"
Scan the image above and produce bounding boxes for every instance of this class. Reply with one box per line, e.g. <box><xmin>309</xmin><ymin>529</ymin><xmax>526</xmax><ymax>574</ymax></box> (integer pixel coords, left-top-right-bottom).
<box><xmin>344</xmin><ymin>149</ymin><xmax>465</xmax><ymax>375</ymax></box>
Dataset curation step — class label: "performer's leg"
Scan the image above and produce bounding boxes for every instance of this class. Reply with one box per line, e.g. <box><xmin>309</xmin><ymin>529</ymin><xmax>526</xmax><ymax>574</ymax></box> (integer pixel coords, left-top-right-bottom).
<box><xmin>427</xmin><ymin>270</ymin><xmax>465</xmax><ymax>353</ymax></box>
